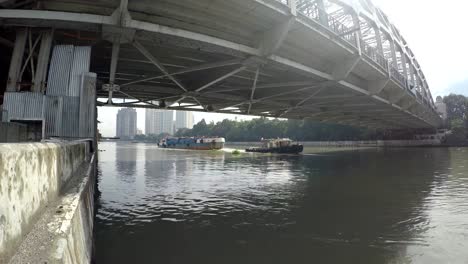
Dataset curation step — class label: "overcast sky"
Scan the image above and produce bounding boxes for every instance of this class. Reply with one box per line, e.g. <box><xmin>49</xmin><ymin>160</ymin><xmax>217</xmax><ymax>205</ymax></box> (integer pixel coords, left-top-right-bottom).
<box><xmin>98</xmin><ymin>0</ymin><xmax>468</xmax><ymax>137</ymax></box>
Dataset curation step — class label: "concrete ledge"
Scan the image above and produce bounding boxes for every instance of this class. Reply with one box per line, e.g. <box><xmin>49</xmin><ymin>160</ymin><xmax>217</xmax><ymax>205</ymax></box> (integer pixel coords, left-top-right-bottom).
<box><xmin>0</xmin><ymin>122</ymin><xmax>27</xmax><ymax>143</ymax></box>
<box><xmin>8</xmin><ymin>153</ymin><xmax>96</xmax><ymax>264</ymax></box>
<box><xmin>49</xmin><ymin>153</ymin><xmax>95</xmax><ymax>263</ymax></box>
<box><xmin>0</xmin><ymin>142</ymin><xmax>90</xmax><ymax>263</ymax></box>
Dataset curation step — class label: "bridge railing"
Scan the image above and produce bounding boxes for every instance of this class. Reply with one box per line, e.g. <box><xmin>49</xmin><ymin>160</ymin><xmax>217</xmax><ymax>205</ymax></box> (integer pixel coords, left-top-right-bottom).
<box><xmin>272</xmin><ymin>0</ymin><xmax>433</xmax><ymax>105</ymax></box>
<box><xmin>360</xmin><ymin>42</ymin><xmax>388</xmax><ymax>72</ymax></box>
<box><xmin>327</xmin><ymin>14</ymin><xmax>357</xmax><ymax>46</ymax></box>
<box><xmin>275</xmin><ymin>0</ymin><xmax>290</xmax><ymax>5</ymax></box>
<box><xmin>390</xmin><ymin>66</ymin><xmax>407</xmax><ymax>89</ymax></box>
<box><xmin>295</xmin><ymin>0</ymin><xmax>320</xmax><ymax>20</ymax></box>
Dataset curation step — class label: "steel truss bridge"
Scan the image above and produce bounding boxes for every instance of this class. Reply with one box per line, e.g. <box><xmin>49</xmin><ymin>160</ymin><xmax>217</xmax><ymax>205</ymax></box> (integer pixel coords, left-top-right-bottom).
<box><xmin>0</xmin><ymin>0</ymin><xmax>442</xmax><ymax>129</ymax></box>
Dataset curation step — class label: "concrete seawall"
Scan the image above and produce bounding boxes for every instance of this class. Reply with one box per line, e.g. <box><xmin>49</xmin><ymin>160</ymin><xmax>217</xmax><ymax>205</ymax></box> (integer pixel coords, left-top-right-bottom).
<box><xmin>0</xmin><ymin>141</ymin><xmax>95</xmax><ymax>263</ymax></box>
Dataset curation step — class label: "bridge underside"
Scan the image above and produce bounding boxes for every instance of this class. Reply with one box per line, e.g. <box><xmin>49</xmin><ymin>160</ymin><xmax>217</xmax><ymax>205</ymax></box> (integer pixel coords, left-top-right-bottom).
<box><xmin>0</xmin><ymin>0</ymin><xmax>442</xmax><ymax>129</ymax></box>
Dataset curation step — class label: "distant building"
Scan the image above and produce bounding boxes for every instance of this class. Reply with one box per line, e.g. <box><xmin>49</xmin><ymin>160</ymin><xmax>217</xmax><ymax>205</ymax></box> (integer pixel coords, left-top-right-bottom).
<box><xmin>146</xmin><ymin>109</ymin><xmax>174</xmax><ymax>135</ymax></box>
<box><xmin>116</xmin><ymin>108</ymin><xmax>137</xmax><ymax>139</ymax></box>
<box><xmin>435</xmin><ymin>96</ymin><xmax>448</xmax><ymax>120</ymax></box>
<box><xmin>137</xmin><ymin>129</ymin><xmax>143</xmax><ymax>135</ymax></box>
<box><xmin>175</xmin><ymin>111</ymin><xmax>194</xmax><ymax>131</ymax></box>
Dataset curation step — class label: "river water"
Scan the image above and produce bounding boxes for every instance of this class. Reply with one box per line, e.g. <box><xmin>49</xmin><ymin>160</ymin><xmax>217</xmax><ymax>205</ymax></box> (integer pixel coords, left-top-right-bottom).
<box><xmin>94</xmin><ymin>142</ymin><xmax>468</xmax><ymax>263</ymax></box>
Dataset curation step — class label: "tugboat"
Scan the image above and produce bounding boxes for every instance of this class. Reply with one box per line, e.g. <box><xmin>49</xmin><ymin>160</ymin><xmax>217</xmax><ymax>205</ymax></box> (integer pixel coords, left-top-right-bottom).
<box><xmin>246</xmin><ymin>138</ymin><xmax>303</xmax><ymax>154</ymax></box>
<box><xmin>159</xmin><ymin>137</ymin><xmax>225</xmax><ymax>150</ymax></box>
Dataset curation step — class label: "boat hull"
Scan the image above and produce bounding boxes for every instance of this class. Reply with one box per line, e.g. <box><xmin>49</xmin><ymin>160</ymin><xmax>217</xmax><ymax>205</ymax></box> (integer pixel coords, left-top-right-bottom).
<box><xmin>246</xmin><ymin>144</ymin><xmax>304</xmax><ymax>154</ymax></box>
<box><xmin>161</xmin><ymin>142</ymin><xmax>224</xmax><ymax>150</ymax></box>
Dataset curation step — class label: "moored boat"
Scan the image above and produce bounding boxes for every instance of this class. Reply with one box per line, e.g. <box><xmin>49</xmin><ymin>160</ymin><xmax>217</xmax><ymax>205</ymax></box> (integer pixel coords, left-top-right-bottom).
<box><xmin>246</xmin><ymin>138</ymin><xmax>303</xmax><ymax>154</ymax></box>
<box><xmin>159</xmin><ymin>137</ymin><xmax>225</xmax><ymax>150</ymax></box>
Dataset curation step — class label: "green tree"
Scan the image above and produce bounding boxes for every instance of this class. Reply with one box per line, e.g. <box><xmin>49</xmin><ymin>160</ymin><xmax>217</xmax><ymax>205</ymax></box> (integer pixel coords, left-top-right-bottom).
<box><xmin>176</xmin><ymin>117</ymin><xmax>378</xmax><ymax>142</ymax></box>
<box><xmin>443</xmin><ymin>94</ymin><xmax>468</xmax><ymax>124</ymax></box>
<box><xmin>443</xmin><ymin>94</ymin><xmax>468</xmax><ymax>141</ymax></box>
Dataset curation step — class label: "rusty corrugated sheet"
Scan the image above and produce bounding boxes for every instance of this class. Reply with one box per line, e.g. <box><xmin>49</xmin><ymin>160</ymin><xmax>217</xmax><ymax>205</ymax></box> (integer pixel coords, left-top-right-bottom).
<box><xmin>47</xmin><ymin>45</ymin><xmax>74</xmax><ymax>96</ymax></box>
<box><xmin>68</xmin><ymin>46</ymin><xmax>91</xmax><ymax>97</ymax></box>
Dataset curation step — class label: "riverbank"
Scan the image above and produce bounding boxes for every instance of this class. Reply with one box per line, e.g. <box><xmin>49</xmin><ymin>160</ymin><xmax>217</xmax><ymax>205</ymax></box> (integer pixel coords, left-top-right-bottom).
<box><xmin>227</xmin><ymin>139</ymin><xmax>443</xmax><ymax>148</ymax></box>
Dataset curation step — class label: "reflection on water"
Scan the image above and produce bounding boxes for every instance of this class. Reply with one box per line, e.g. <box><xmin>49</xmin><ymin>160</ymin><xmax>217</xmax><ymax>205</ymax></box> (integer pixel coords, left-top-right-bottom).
<box><xmin>94</xmin><ymin>143</ymin><xmax>468</xmax><ymax>264</ymax></box>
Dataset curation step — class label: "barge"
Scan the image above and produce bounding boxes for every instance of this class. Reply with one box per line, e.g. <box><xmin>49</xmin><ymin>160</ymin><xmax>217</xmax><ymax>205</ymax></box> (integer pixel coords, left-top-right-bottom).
<box><xmin>246</xmin><ymin>138</ymin><xmax>303</xmax><ymax>154</ymax></box>
<box><xmin>159</xmin><ymin>137</ymin><xmax>225</xmax><ymax>150</ymax></box>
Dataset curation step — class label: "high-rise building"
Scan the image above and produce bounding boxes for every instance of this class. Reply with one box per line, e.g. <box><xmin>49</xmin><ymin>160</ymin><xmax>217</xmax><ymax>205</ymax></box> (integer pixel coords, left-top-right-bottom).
<box><xmin>145</xmin><ymin>109</ymin><xmax>174</xmax><ymax>135</ymax></box>
<box><xmin>175</xmin><ymin>111</ymin><xmax>194</xmax><ymax>131</ymax></box>
<box><xmin>116</xmin><ymin>108</ymin><xmax>137</xmax><ymax>139</ymax></box>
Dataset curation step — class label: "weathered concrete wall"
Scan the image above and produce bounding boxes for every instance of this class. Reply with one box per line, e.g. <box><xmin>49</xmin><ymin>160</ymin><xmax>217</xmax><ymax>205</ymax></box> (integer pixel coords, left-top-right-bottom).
<box><xmin>49</xmin><ymin>154</ymin><xmax>95</xmax><ymax>263</ymax></box>
<box><xmin>0</xmin><ymin>122</ymin><xmax>27</xmax><ymax>143</ymax></box>
<box><xmin>0</xmin><ymin>142</ymin><xmax>89</xmax><ymax>262</ymax></box>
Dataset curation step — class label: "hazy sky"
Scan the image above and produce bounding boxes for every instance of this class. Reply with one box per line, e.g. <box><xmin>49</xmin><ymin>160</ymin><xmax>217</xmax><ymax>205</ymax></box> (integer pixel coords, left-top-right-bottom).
<box><xmin>98</xmin><ymin>0</ymin><xmax>468</xmax><ymax>137</ymax></box>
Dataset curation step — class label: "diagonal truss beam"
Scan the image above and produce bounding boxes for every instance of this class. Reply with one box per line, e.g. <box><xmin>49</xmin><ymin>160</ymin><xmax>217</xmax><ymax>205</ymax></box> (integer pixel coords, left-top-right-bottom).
<box><xmin>279</xmin><ymin>86</ymin><xmax>326</xmax><ymax>117</ymax></box>
<box><xmin>133</xmin><ymin>40</ymin><xmax>188</xmax><ymax>92</ymax></box>
<box><xmin>120</xmin><ymin>58</ymin><xmax>242</xmax><ymax>87</ymax></box>
<box><xmin>195</xmin><ymin>66</ymin><xmax>247</xmax><ymax>92</ymax></box>
<box><xmin>218</xmin><ymin>81</ymin><xmax>332</xmax><ymax>111</ymax></box>
<box><xmin>203</xmin><ymin>80</ymin><xmax>320</xmax><ymax>94</ymax></box>
<box><xmin>247</xmin><ymin>68</ymin><xmax>260</xmax><ymax>114</ymax></box>
<box><xmin>107</xmin><ymin>41</ymin><xmax>120</xmax><ymax>104</ymax></box>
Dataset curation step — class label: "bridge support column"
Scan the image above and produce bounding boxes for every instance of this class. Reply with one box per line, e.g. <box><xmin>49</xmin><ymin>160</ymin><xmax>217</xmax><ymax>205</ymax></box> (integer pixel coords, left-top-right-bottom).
<box><xmin>32</xmin><ymin>29</ymin><xmax>53</xmax><ymax>93</ymax></box>
<box><xmin>6</xmin><ymin>28</ymin><xmax>54</xmax><ymax>93</ymax></box>
<box><xmin>6</xmin><ymin>28</ymin><xmax>27</xmax><ymax>92</ymax></box>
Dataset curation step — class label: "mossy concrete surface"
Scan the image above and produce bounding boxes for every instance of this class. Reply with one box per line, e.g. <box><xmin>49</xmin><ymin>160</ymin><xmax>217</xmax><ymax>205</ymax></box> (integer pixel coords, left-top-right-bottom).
<box><xmin>0</xmin><ymin>141</ymin><xmax>90</xmax><ymax>263</ymax></box>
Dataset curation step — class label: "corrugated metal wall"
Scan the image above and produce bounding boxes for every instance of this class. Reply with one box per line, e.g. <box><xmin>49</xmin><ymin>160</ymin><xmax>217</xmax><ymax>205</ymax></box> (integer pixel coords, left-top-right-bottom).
<box><xmin>79</xmin><ymin>73</ymin><xmax>97</xmax><ymax>138</ymax></box>
<box><xmin>61</xmin><ymin>96</ymin><xmax>80</xmax><ymax>138</ymax></box>
<box><xmin>44</xmin><ymin>95</ymin><xmax>82</xmax><ymax>138</ymax></box>
<box><xmin>0</xmin><ymin>109</ymin><xmax>7</xmax><ymax>122</ymax></box>
<box><xmin>3</xmin><ymin>44</ymin><xmax>94</xmax><ymax>140</ymax></box>
<box><xmin>47</xmin><ymin>45</ymin><xmax>74</xmax><ymax>96</ymax></box>
<box><xmin>68</xmin><ymin>46</ymin><xmax>92</xmax><ymax>97</ymax></box>
<box><xmin>3</xmin><ymin>92</ymin><xmax>44</xmax><ymax>121</ymax></box>
<box><xmin>44</xmin><ymin>95</ymin><xmax>62</xmax><ymax>137</ymax></box>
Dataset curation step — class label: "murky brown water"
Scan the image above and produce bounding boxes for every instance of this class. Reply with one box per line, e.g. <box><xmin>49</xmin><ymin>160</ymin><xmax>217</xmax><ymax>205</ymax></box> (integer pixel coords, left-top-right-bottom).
<box><xmin>94</xmin><ymin>142</ymin><xmax>468</xmax><ymax>264</ymax></box>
